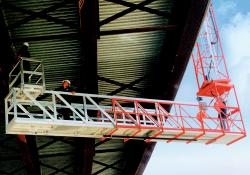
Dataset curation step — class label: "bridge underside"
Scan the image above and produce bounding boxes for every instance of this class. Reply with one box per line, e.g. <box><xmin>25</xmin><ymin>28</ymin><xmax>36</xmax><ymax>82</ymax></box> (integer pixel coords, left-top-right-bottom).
<box><xmin>0</xmin><ymin>0</ymin><xmax>211</xmax><ymax>174</ymax></box>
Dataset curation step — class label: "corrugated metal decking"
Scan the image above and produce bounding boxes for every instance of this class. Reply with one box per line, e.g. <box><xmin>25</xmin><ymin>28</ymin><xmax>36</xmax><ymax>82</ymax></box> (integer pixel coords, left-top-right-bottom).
<box><xmin>98</xmin><ymin>0</ymin><xmax>174</xmax><ymax>98</ymax></box>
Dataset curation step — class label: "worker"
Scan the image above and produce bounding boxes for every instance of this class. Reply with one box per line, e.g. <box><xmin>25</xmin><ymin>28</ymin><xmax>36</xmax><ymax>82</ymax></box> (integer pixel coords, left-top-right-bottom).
<box><xmin>56</xmin><ymin>80</ymin><xmax>74</xmax><ymax>93</ymax></box>
<box><xmin>214</xmin><ymin>98</ymin><xmax>227</xmax><ymax>130</ymax></box>
<box><xmin>219</xmin><ymin>100</ymin><xmax>227</xmax><ymax>130</ymax></box>
<box><xmin>15</xmin><ymin>42</ymin><xmax>31</xmax><ymax>83</ymax></box>
<box><xmin>37</xmin><ymin>80</ymin><xmax>76</xmax><ymax>120</ymax></box>
<box><xmin>196</xmin><ymin>96</ymin><xmax>206</xmax><ymax>125</ymax></box>
<box><xmin>55</xmin><ymin>80</ymin><xmax>76</xmax><ymax>120</ymax></box>
<box><xmin>16</xmin><ymin>42</ymin><xmax>30</xmax><ymax>59</ymax></box>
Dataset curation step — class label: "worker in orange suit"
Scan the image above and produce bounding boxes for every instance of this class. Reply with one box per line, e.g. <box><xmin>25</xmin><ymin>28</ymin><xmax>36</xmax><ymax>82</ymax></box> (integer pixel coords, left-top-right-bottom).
<box><xmin>197</xmin><ymin>97</ymin><xmax>206</xmax><ymax>129</ymax></box>
<box><xmin>214</xmin><ymin>98</ymin><xmax>227</xmax><ymax>130</ymax></box>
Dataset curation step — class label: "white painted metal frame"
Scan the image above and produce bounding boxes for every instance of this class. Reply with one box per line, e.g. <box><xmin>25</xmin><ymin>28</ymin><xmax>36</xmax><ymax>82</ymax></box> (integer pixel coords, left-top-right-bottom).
<box><xmin>9</xmin><ymin>57</ymin><xmax>45</xmax><ymax>92</ymax></box>
<box><xmin>5</xmin><ymin>87</ymin><xmax>245</xmax><ymax>145</ymax></box>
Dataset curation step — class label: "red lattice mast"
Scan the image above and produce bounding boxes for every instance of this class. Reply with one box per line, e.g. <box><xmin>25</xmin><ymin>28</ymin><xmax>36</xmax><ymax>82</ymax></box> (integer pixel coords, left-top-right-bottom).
<box><xmin>191</xmin><ymin>4</ymin><xmax>246</xmax><ymax>144</ymax></box>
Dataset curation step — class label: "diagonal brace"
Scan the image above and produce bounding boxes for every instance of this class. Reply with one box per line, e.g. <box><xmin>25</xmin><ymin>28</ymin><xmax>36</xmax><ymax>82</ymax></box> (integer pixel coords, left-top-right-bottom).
<box><xmin>106</xmin><ymin>0</ymin><xmax>170</xmax><ymax>18</ymax></box>
<box><xmin>100</xmin><ymin>0</ymin><xmax>157</xmax><ymax>26</ymax></box>
<box><xmin>2</xmin><ymin>2</ymin><xmax>76</xmax><ymax>30</ymax></box>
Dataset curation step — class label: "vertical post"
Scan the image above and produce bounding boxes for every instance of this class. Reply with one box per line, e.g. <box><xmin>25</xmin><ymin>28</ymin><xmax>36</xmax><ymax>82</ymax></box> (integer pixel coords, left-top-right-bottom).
<box><xmin>83</xmin><ymin>96</ymin><xmax>88</xmax><ymax>121</ymax></box>
<box><xmin>41</xmin><ymin>60</ymin><xmax>46</xmax><ymax>92</ymax></box>
<box><xmin>52</xmin><ymin>93</ymin><xmax>57</xmax><ymax>119</ymax></box>
<box><xmin>112</xmin><ymin>99</ymin><xmax>117</xmax><ymax>127</ymax></box>
<box><xmin>17</xmin><ymin>135</ymin><xmax>41</xmax><ymax>175</ymax></box>
<box><xmin>80</xmin><ymin>0</ymin><xmax>99</xmax><ymax>94</ymax></box>
<box><xmin>5</xmin><ymin>91</ymin><xmax>10</xmax><ymax>130</ymax></box>
<box><xmin>196</xmin><ymin>42</ymin><xmax>207</xmax><ymax>84</ymax></box>
<box><xmin>204</xmin><ymin>14</ymin><xmax>220</xmax><ymax>80</ymax></box>
<box><xmin>13</xmin><ymin>89</ymin><xmax>17</xmax><ymax>119</ymax></box>
<box><xmin>20</xmin><ymin>58</ymin><xmax>24</xmax><ymax>90</ymax></box>
<box><xmin>75</xmin><ymin>0</ymin><xmax>99</xmax><ymax>174</ymax></box>
<box><xmin>209</xmin><ymin>4</ymin><xmax>230</xmax><ymax>80</ymax></box>
<box><xmin>135</xmin><ymin>101</ymin><xmax>141</xmax><ymax>127</ymax></box>
<box><xmin>232</xmin><ymin>87</ymin><xmax>246</xmax><ymax>134</ymax></box>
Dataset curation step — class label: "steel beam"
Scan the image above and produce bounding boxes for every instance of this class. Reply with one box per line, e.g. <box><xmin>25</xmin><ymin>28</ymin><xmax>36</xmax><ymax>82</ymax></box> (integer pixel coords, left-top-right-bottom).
<box><xmin>100</xmin><ymin>25</ymin><xmax>176</xmax><ymax>35</ymax></box>
<box><xmin>39</xmin><ymin>152</ymin><xmax>73</xmax><ymax>158</ymax></box>
<box><xmin>11</xmin><ymin>33</ymin><xmax>79</xmax><ymax>42</ymax></box>
<box><xmin>95</xmin><ymin>148</ymin><xmax>124</xmax><ymax>153</ymax></box>
<box><xmin>17</xmin><ymin>135</ymin><xmax>41</xmax><ymax>175</ymax></box>
<box><xmin>0</xmin><ymin>7</ymin><xmax>14</xmax><ymax>75</ymax></box>
<box><xmin>1</xmin><ymin>9</ymin><xmax>39</xmax><ymax>175</ymax></box>
<box><xmin>75</xmin><ymin>0</ymin><xmax>99</xmax><ymax>174</ymax></box>
<box><xmin>122</xmin><ymin>140</ymin><xmax>155</xmax><ymax>175</ymax></box>
<box><xmin>79</xmin><ymin>0</ymin><xmax>99</xmax><ymax>93</ymax></box>
<box><xmin>74</xmin><ymin>138</ymin><xmax>95</xmax><ymax>175</ymax></box>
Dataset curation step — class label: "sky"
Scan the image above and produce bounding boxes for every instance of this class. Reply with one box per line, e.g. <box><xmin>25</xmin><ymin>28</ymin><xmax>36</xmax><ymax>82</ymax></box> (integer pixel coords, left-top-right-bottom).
<box><xmin>144</xmin><ymin>1</ymin><xmax>250</xmax><ymax>175</ymax></box>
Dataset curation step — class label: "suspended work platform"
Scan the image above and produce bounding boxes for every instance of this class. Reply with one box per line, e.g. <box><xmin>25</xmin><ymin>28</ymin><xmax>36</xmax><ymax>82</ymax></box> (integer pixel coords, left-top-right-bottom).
<box><xmin>4</xmin><ymin>58</ymin><xmax>246</xmax><ymax>145</ymax></box>
<box><xmin>5</xmin><ymin>85</ymin><xmax>245</xmax><ymax>145</ymax></box>
<box><xmin>4</xmin><ymin>4</ymin><xmax>246</xmax><ymax>146</ymax></box>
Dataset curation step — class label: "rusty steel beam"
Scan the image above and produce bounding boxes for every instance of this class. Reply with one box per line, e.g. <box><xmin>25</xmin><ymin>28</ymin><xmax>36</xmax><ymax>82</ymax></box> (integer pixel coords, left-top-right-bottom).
<box><xmin>79</xmin><ymin>0</ymin><xmax>99</xmax><ymax>93</ymax></box>
<box><xmin>17</xmin><ymin>135</ymin><xmax>41</xmax><ymax>175</ymax></box>
<box><xmin>122</xmin><ymin>140</ymin><xmax>155</xmax><ymax>175</ymax></box>
<box><xmin>74</xmin><ymin>0</ymin><xmax>99</xmax><ymax>174</ymax></box>
<box><xmin>74</xmin><ymin>138</ymin><xmax>95</xmax><ymax>175</ymax></box>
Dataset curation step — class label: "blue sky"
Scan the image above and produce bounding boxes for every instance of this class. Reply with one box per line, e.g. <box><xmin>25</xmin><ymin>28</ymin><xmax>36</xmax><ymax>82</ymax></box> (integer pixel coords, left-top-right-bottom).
<box><xmin>144</xmin><ymin>1</ymin><xmax>250</xmax><ymax>175</ymax></box>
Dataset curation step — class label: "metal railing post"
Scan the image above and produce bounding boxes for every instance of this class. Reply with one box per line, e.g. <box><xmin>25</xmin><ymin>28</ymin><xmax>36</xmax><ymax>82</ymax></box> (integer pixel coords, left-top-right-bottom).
<box><xmin>41</xmin><ymin>60</ymin><xmax>46</xmax><ymax>91</ymax></box>
<box><xmin>20</xmin><ymin>58</ymin><xmax>24</xmax><ymax>91</ymax></box>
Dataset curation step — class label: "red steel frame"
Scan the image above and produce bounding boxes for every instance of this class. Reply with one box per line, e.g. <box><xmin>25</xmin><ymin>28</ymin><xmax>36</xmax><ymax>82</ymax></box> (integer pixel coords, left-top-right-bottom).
<box><xmin>190</xmin><ymin>3</ymin><xmax>246</xmax><ymax>144</ymax></box>
<box><xmin>96</xmin><ymin>96</ymin><xmax>245</xmax><ymax>145</ymax></box>
<box><xmin>99</xmin><ymin>4</ymin><xmax>246</xmax><ymax>145</ymax></box>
